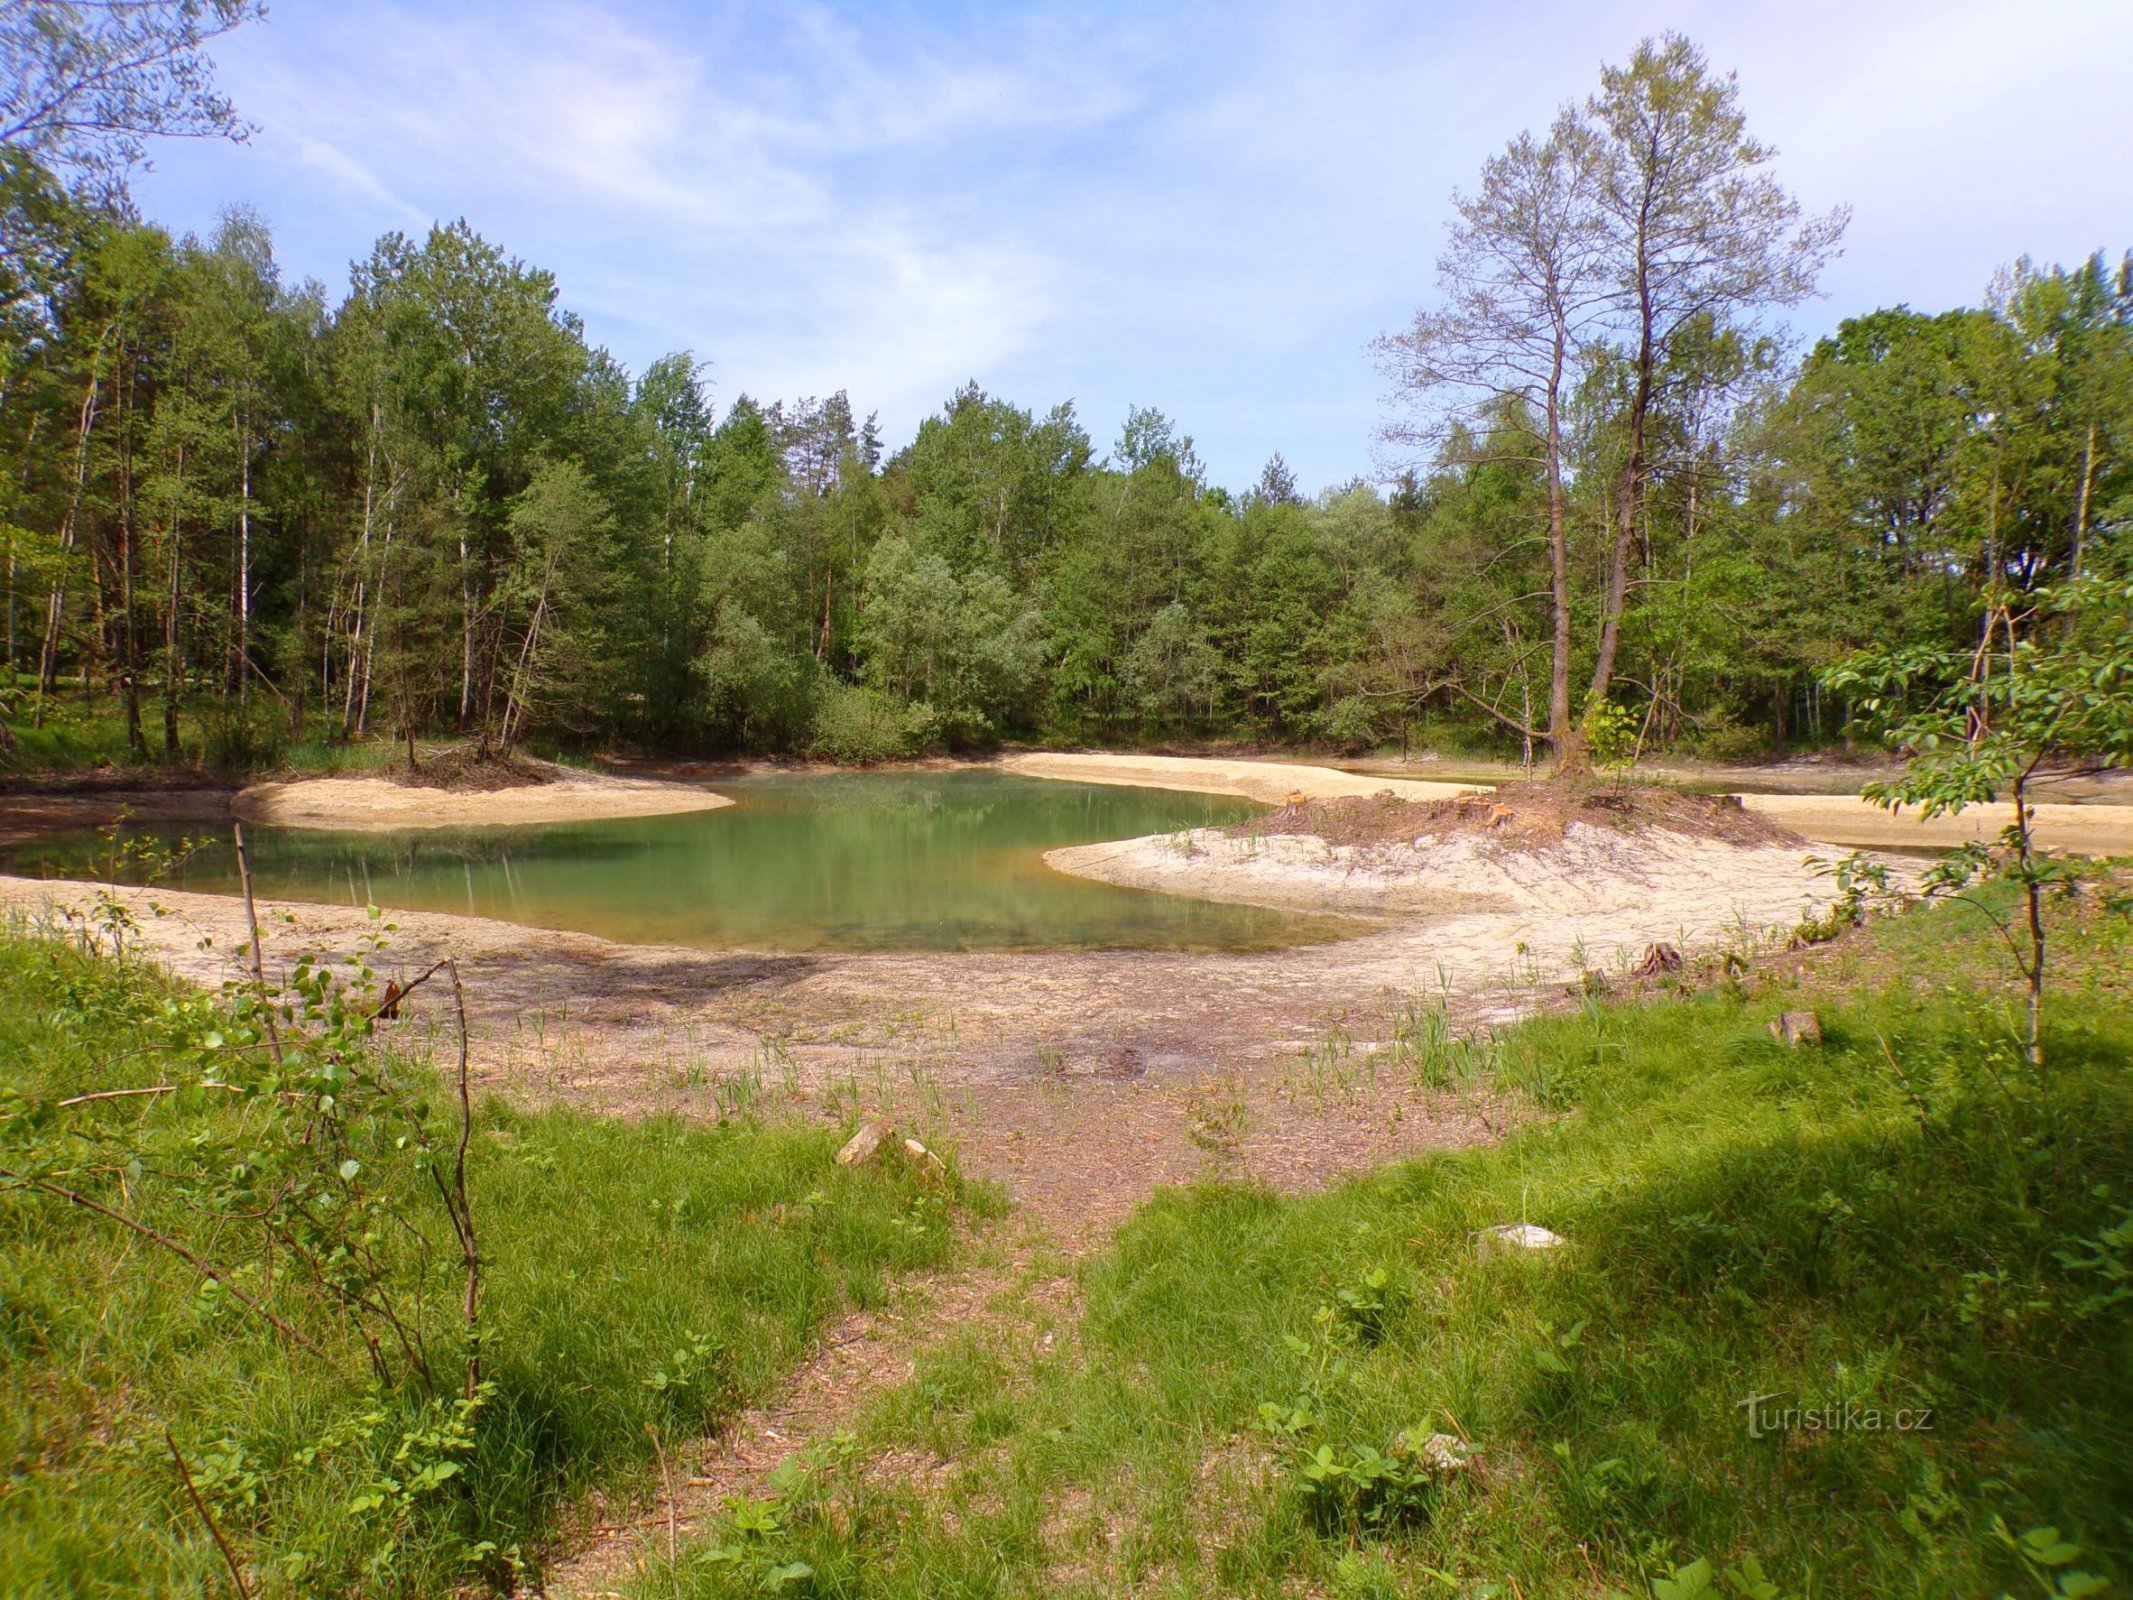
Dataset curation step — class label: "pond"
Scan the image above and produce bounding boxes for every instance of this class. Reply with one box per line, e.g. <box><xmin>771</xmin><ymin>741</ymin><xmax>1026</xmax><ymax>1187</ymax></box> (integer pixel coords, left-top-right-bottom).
<box><xmin>0</xmin><ymin>770</ymin><xmax>1361</xmax><ymax>953</ymax></box>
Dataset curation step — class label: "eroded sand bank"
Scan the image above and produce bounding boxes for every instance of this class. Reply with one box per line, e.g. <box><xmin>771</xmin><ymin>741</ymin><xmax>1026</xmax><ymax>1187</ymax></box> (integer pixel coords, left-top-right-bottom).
<box><xmin>1043</xmin><ymin>821</ymin><xmax>1873</xmax><ymax>921</ymax></box>
<box><xmin>233</xmin><ymin>770</ymin><xmax>733</xmax><ymax>830</ymax></box>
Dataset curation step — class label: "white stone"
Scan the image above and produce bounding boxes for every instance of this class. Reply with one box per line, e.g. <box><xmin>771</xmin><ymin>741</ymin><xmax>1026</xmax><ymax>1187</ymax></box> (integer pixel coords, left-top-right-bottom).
<box><xmin>1474</xmin><ymin>1222</ymin><xmax>1566</xmax><ymax>1258</ymax></box>
<box><xmin>836</xmin><ymin>1118</ymin><xmax>894</xmax><ymax>1166</ymax></box>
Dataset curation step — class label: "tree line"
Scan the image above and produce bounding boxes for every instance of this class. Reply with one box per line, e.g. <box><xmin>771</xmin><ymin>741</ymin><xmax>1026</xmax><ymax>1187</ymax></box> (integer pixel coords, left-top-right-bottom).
<box><xmin>1</xmin><ymin>27</ymin><xmax>2127</xmax><ymax>769</ymax></box>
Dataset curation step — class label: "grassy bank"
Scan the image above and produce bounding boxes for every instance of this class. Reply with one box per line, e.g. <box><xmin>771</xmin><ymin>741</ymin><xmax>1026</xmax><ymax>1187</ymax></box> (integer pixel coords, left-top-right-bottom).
<box><xmin>635</xmin><ymin>890</ymin><xmax>2133</xmax><ymax>1598</ymax></box>
<box><xmin>0</xmin><ymin>924</ymin><xmax>970</xmax><ymax>1596</ymax></box>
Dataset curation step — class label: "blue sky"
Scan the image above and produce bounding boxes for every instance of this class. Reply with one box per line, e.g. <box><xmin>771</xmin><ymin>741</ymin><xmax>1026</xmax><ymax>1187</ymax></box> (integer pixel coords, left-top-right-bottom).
<box><xmin>130</xmin><ymin>0</ymin><xmax>2133</xmax><ymax>495</ymax></box>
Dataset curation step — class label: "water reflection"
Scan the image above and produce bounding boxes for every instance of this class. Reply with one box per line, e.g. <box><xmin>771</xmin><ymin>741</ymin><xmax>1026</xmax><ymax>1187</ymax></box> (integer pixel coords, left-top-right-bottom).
<box><xmin>1</xmin><ymin>770</ymin><xmax>1364</xmax><ymax>954</ymax></box>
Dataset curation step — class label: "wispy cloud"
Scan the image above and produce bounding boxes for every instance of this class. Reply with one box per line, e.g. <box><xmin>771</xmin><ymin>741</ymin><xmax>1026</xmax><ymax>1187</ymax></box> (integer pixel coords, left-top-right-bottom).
<box><xmin>133</xmin><ymin>0</ymin><xmax>2133</xmax><ymax>491</ymax></box>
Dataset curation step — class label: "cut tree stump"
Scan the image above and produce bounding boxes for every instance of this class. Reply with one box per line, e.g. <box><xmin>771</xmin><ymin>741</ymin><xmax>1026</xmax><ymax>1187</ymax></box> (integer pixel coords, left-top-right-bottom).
<box><xmin>1634</xmin><ymin>942</ymin><xmax>1682</xmax><ymax>977</ymax></box>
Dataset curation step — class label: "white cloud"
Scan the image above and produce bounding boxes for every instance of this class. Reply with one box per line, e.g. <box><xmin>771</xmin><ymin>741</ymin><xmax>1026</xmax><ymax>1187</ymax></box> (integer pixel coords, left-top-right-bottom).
<box><xmin>131</xmin><ymin>0</ymin><xmax>2133</xmax><ymax>491</ymax></box>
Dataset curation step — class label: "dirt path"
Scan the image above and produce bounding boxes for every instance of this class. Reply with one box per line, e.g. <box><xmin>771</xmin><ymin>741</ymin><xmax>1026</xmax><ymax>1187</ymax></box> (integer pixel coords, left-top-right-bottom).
<box><xmin>1734</xmin><ymin>792</ymin><xmax>2133</xmax><ymax>853</ymax></box>
<box><xmin>1001</xmin><ymin>750</ymin><xmax>1479</xmax><ymax>805</ymax></box>
<box><xmin>535</xmin><ymin>1231</ymin><xmax>1073</xmax><ymax>1599</ymax></box>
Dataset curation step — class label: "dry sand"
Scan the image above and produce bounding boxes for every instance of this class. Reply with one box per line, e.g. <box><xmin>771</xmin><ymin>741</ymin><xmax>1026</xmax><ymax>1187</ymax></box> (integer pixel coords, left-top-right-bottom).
<box><xmin>233</xmin><ymin>769</ymin><xmax>732</xmax><ymax>830</ymax></box>
<box><xmin>1001</xmin><ymin>751</ymin><xmax>1480</xmax><ymax>805</ymax></box>
<box><xmin>1007</xmin><ymin>750</ymin><xmax>2133</xmax><ymax>856</ymax></box>
<box><xmin>1737</xmin><ymin>793</ymin><xmax>2133</xmax><ymax>854</ymax></box>
<box><xmin>1044</xmin><ymin>820</ymin><xmax>1866</xmax><ymax>922</ymax></box>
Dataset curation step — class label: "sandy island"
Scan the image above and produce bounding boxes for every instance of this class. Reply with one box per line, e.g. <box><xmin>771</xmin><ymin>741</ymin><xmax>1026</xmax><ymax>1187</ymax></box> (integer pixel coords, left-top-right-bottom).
<box><xmin>233</xmin><ymin>768</ymin><xmax>733</xmax><ymax>830</ymax></box>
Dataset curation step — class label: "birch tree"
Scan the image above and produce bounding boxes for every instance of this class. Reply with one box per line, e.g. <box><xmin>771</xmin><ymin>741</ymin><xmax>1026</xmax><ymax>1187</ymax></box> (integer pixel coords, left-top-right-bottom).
<box><xmin>1580</xmin><ymin>33</ymin><xmax>1846</xmax><ymax>719</ymax></box>
<box><xmin>0</xmin><ymin>0</ymin><xmax>262</xmax><ymax>201</ymax></box>
<box><xmin>1374</xmin><ymin>108</ymin><xmax>1609</xmax><ymax>768</ymax></box>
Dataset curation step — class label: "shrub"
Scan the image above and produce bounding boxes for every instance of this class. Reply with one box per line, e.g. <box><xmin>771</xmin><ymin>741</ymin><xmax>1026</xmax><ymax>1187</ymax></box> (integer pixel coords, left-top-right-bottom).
<box><xmin>805</xmin><ymin>682</ymin><xmax>937</xmax><ymax>765</ymax></box>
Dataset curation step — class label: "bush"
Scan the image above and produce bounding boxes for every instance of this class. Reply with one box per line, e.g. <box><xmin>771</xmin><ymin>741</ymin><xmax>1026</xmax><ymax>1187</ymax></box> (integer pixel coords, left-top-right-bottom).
<box><xmin>805</xmin><ymin>682</ymin><xmax>937</xmax><ymax>765</ymax></box>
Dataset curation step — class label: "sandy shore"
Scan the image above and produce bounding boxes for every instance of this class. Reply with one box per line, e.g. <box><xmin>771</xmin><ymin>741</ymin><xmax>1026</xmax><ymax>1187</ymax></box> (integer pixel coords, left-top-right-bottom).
<box><xmin>1045</xmin><ymin>818</ymin><xmax>1897</xmax><ymax>924</ymax></box>
<box><xmin>1001</xmin><ymin>751</ymin><xmax>1479</xmax><ymax>805</ymax></box>
<box><xmin>1737</xmin><ymin>793</ymin><xmax>2133</xmax><ymax>854</ymax></box>
<box><xmin>233</xmin><ymin>770</ymin><xmax>733</xmax><ymax>830</ymax></box>
<box><xmin>1006</xmin><ymin>751</ymin><xmax>2133</xmax><ymax>856</ymax></box>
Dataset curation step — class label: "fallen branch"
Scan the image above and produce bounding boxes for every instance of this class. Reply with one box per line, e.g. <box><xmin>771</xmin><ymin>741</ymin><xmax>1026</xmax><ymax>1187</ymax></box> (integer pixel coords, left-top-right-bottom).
<box><xmin>58</xmin><ymin>1083</ymin><xmax>244</xmax><ymax>1108</ymax></box>
<box><xmin>168</xmin><ymin>1427</ymin><xmax>253</xmax><ymax>1600</ymax></box>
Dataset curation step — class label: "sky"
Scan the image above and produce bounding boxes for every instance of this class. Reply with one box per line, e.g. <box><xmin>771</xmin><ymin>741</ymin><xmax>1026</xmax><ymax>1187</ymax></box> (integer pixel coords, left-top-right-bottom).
<box><xmin>128</xmin><ymin>0</ymin><xmax>2133</xmax><ymax>495</ymax></box>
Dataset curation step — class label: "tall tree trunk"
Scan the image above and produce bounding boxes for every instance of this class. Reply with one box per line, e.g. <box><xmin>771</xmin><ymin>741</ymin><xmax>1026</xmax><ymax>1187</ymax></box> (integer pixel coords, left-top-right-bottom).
<box><xmin>8</xmin><ymin>409</ymin><xmax>44</xmax><ymax>680</ymax></box>
<box><xmin>119</xmin><ymin>464</ymin><xmax>144</xmax><ymax>760</ymax></box>
<box><xmin>234</xmin><ymin>413</ymin><xmax>252</xmax><ymax>706</ymax></box>
<box><xmin>458</xmin><ymin>531</ymin><xmax>474</xmax><ymax>730</ymax></box>
<box><xmin>498</xmin><ymin>551</ymin><xmax>557</xmax><ymax>749</ymax></box>
<box><xmin>1589</xmin><ymin>282</ymin><xmax>1654</xmax><ymax>715</ymax></box>
<box><xmin>163</xmin><ymin>443</ymin><xmax>186</xmax><ymax>759</ymax></box>
<box><xmin>345</xmin><ymin>399</ymin><xmax>382</xmax><ymax>736</ymax></box>
<box><xmin>2066</xmin><ymin>419</ymin><xmax>2095</xmax><ymax>636</ymax></box>
<box><xmin>163</xmin><ymin>527</ymin><xmax>183</xmax><ymax>757</ymax></box>
<box><xmin>1544</xmin><ymin>327</ymin><xmax>1583</xmax><ymax>775</ymax></box>
<box><xmin>36</xmin><ymin>345</ymin><xmax>106</xmax><ymax>707</ymax></box>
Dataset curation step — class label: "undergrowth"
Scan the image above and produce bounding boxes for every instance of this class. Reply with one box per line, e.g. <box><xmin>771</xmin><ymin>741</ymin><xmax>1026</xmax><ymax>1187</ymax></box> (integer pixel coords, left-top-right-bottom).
<box><xmin>0</xmin><ymin>917</ymin><xmax>968</xmax><ymax>1595</ymax></box>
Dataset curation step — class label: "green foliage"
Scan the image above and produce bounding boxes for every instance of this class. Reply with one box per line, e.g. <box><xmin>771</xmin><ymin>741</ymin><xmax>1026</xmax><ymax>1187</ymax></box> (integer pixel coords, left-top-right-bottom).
<box><xmin>0</xmin><ymin>925</ymin><xmax>966</xmax><ymax>1594</ymax></box>
<box><xmin>805</xmin><ymin>680</ymin><xmax>936</xmax><ymax>764</ymax></box>
<box><xmin>1827</xmin><ymin>573</ymin><xmax>2133</xmax><ymax>1061</ymax></box>
<box><xmin>854</xmin><ymin>532</ymin><xmax>1045</xmax><ymax>742</ymax></box>
<box><xmin>1585</xmin><ymin>698</ymin><xmax>1642</xmax><ymax>770</ymax></box>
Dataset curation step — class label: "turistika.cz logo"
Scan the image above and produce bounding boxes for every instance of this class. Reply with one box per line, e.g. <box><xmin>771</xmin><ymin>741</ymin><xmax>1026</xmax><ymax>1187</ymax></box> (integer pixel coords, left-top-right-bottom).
<box><xmin>1737</xmin><ymin>1393</ymin><xmax>1937</xmax><ymax>1439</ymax></box>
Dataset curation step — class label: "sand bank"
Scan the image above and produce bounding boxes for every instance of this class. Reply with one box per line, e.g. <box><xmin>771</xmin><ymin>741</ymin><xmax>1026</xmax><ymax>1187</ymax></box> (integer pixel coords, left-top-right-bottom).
<box><xmin>1046</xmin><ymin>819</ymin><xmax>1894</xmax><ymax>924</ymax></box>
<box><xmin>1001</xmin><ymin>751</ymin><xmax>1479</xmax><ymax>805</ymax></box>
<box><xmin>233</xmin><ymin>770</ymin><xmax>732</xmax><ymax>830</ymax></box>
<box><xmin>1006</xmin><ymin>751</ymin><xmax>2133</xmax><ymax>856</ymax></box>
<box><xmin>1739</xmin><ymin>793</ymin><xmax>2133</xmax><ymax>855</ymax></box>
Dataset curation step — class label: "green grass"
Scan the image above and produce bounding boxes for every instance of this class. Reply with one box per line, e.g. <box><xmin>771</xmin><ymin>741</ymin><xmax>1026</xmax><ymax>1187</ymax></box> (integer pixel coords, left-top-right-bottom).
<box><xmin>0</xmin><ymin>928</ymin><xmax>972</xmax><ymax>1596</ymax></box>
<box><xmin>1</xmin><ymin>694</ymin><xmax>163</xmax><ymax>773</ymax></box>
<box><xmin>638</xmin><ymin>891</ymin><xmax>2133</xmax><ymax>1599</ymax></box>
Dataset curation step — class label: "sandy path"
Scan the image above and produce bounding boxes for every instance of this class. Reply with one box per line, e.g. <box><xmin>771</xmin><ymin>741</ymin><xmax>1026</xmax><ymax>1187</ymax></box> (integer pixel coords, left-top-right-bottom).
<box><xmin>232</xmin><ymin>770</ymin><xmax>732</xmax><ymax>830</ymax></box>
<box><xmin>538</xmin><ymin>1238</ymin><xmax>1069</xmax><ymax>1599</ymax></box>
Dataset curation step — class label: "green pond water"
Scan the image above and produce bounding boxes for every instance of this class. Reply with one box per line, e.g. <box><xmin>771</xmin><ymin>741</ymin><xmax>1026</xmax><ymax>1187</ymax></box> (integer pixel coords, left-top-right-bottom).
<box><xmin>0</xmin><ymin>770</ymin><xmax>1361</xmax><ymax>952</ymax></box>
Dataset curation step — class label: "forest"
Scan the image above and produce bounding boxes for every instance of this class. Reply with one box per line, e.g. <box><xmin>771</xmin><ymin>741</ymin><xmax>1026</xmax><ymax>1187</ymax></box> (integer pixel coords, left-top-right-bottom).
<box><xmin>1</xmin><ymin>31</ymin><xmax>2124</xmax><ymax>774</ymax></box>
